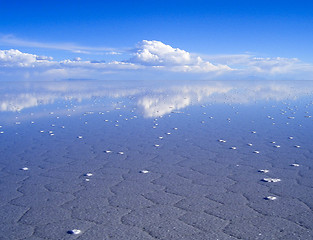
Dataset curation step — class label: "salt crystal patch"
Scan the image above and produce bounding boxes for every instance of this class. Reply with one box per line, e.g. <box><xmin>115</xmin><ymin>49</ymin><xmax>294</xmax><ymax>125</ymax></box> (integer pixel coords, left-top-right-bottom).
<box><xmin>291</xmin><ymin>163</ymin><xmax>300</xmax><ymax>167</ymax></box>
<box><xmin>68</xmin><ymin>229</ymin><xmax>81</xmax><ymax>235</ymax></box>
<box><xmin>262</xmin><ymin>178</ymin><xmax>281</xmax><ymax>183</ymax></box>
<box><xmin>265</xmin><ymin>196</ymin><xmax>277</xmax><ymax>200</ymax></box>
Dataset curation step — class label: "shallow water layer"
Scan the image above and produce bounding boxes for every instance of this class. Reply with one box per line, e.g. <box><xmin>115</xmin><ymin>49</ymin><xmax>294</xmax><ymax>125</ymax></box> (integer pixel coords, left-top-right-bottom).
<box><xmin>1</xmin><ymin>80</ymin><xmax>313</xmax><ymax>240</ymax></box>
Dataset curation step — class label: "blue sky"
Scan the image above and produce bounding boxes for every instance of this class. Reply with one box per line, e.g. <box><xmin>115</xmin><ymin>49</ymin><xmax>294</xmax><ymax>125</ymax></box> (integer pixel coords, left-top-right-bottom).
<box><xmin>1</xmin><ymin>0</ymin><xmax>313</xmax><ymax>80</ymax></box>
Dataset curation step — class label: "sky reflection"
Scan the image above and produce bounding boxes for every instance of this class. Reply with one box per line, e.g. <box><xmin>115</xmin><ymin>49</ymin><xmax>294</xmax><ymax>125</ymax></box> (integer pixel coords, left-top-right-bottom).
<box><xmin>1</xmin><ymin>81</ymin><xmax>313</xmax><ymax>118</ymax></box>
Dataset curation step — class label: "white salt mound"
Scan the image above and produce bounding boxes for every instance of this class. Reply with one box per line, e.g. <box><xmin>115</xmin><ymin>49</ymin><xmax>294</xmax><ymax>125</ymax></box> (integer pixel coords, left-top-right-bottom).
<box><xmin>291</xmin><ymin>163</ymin><xmax>300</xmax><ymax>167</ymax></box>
<box><xmin>265</xmin><ymin>196</ymin><xmax>277</xmax><ymax>200</ymax></box>
<box><xmin>68</xmin><ymin>229</ymin><xmax>81</xmax><ymax>235</ymax></box>
<box><xmin>263</xmin><ymin>178</ymin><xmax>281</xmax><ymax>183</ymax></box>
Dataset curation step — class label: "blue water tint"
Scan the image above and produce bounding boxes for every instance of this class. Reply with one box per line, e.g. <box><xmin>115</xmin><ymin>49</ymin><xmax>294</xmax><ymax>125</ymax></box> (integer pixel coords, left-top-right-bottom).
<box><xmin>1</xmin><ymin>80</ymin><xmax>313</xmax><ymax>239</ymax></box>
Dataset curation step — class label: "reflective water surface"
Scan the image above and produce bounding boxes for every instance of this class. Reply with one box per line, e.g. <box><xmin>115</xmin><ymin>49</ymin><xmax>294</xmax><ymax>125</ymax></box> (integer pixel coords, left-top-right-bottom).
<box><xmin>1</xmin><ymin>80</ymin><xmax>313</xmax><ymax>239</ymax></box>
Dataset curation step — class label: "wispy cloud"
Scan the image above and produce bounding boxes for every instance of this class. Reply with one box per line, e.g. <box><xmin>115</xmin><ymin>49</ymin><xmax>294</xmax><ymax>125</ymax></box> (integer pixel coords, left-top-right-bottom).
<box><xmin>0</xmin><ymin>34</ymin><xmax>121</xmax><ymax>55</ymax></box>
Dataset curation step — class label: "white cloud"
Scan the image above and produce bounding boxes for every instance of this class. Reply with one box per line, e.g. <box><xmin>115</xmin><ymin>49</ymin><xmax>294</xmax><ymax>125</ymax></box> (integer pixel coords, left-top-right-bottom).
<box><xmin>0</xmin><ymin>49</ymin><xmax>56</xmax><ymax>68</ymax></box>
<box><xmin>0</xmin><ymin>49</ymin><xmax>38</xmax><ymax>67</ymax></box>
<box><xmin>130</xmin><ymin>40</ymin><xmax>193</xmax><ymax>65</ymax></box>
<box><xmin>128</xmin><ymin>40</ymin><xmax>231</xmax><ymax>73</ymax></box>
<box><xmin>204</xmin><ymin>54</ymin><xmax>313</xmax><ymax>78</ymax></box>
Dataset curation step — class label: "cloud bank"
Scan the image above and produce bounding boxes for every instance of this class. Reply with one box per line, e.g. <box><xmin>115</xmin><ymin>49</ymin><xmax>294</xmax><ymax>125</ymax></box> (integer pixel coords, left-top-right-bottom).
<box><xmin>0</xmin><ymin>40</ymin><xmax>313</xmax><ymax>81</ymax></box>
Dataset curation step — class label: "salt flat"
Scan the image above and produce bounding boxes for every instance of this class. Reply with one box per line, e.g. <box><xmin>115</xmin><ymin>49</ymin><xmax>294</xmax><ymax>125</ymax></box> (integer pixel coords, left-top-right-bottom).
<box><xmin>0</xmin><ymin>80</ymin><xmax>313</xmax><ymax>239</ymax></box>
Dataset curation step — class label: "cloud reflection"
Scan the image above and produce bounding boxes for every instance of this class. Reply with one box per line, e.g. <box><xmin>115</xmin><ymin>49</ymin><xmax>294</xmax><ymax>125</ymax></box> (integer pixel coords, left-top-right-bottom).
<box><xmin>1</xmin><ymin>81</ymin><xmax>313</xmax><ymax>118</ymax></box>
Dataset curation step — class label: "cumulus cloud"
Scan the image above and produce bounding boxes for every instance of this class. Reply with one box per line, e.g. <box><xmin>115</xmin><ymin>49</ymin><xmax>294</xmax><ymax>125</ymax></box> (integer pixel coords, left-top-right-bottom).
<box><xmin>129</xmin><ymin>40</ymin><xmax>231</xmax><ymax>73</ymax></box>
<box><xmin>0</xmin><ymin>49</ymin><xmax>38</xmax><ymax>67</ymax></box>
<box><xmin>130</xmin><ymin>40</ymin><xmax>193</xmax><ymax>65</ymax></box>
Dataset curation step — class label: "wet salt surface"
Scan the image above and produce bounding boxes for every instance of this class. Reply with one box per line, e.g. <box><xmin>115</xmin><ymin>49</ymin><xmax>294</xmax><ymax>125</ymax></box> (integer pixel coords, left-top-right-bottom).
<box><xmin>1</xmin><ymin>80</ymin><xmax>313</xmax><ymax>239</ymax></box>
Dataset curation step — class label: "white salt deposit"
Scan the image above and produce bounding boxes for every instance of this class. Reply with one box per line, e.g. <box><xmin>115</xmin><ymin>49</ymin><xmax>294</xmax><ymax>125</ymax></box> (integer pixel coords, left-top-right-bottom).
<box><xmin>291</xmin><ymin>163</ymin><xmax>300</xmax><ymax>167</ymax></box>
<box><xmin>263</xmin><ymin>178</ymin><xmax>281</xmax><ymax>183</ymax></box>
<box><xmin>265</xmin><ymin>196</ymin><xmax>277</xmax><ymax>200</ymax></box>
<box><xmin>68</xmin><ymin>229</ymin><xmax>81</xmax><ymax>235</ymax></box>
